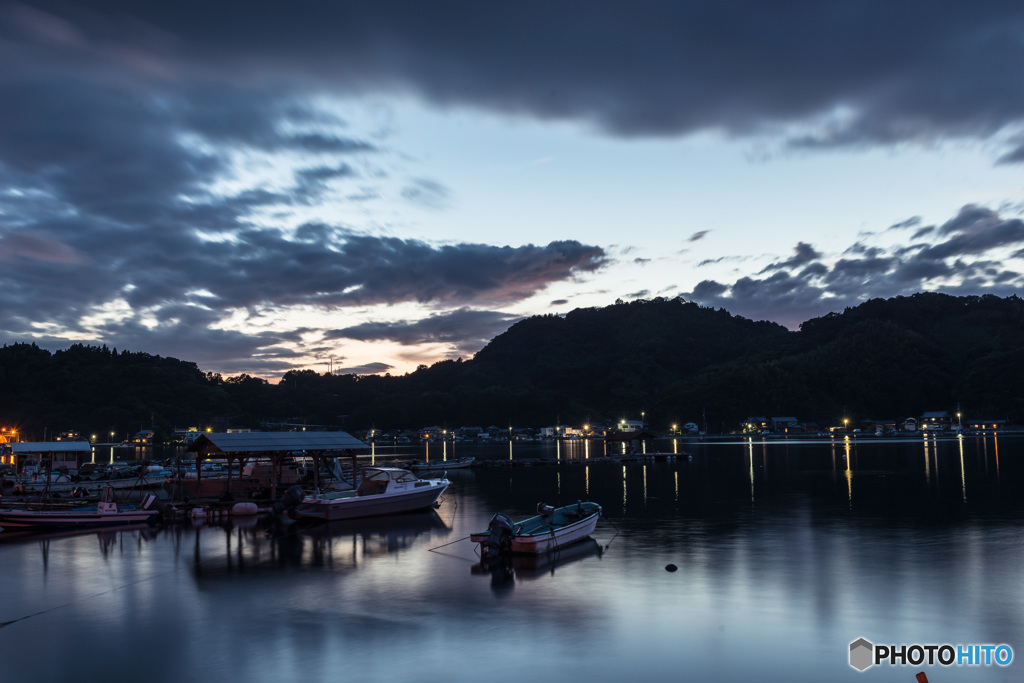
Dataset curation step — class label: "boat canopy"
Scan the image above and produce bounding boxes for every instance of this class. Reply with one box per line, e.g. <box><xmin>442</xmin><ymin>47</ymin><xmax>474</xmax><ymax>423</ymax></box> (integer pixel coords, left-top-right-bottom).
<box><xmin>363</xmin><ymin>468</ymin><xmax>420</xmax><ymax>483</ymax></box>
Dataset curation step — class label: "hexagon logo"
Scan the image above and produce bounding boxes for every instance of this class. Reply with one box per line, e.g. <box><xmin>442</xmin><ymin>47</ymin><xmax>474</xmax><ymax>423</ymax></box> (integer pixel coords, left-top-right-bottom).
<box><xmin>850</xmin><ymin>638</ymin><xmax>874</xmax><ymax>671</ymax></box>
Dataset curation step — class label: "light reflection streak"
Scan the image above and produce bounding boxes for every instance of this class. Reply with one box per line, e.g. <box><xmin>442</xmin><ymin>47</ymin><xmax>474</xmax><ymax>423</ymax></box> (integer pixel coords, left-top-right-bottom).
<box><xmin>844</xmin><ymin>438</ymin><xmax>852</xmax><ymax>503</ymax></box>
<box><xmin>748</xmin><ymin>438</ymin><xmax>755</xmax><ymax>502</ymax></box>
<box><xmin>643</xmin><ymin>465</ymin><xmax>647</xmax><ymax>507</ymax></box>
<box><xmin>622</xmin><ymin>466</ymin><xmax>627</xmax><ymax>508</ymax></box>
<box><xmin>585</xmin><ymin>465</ymin><xmax>590</xmax><ymax>496</ymax></box>
<box><xmin>674</xmin><ymin>470</ymin><xmax>679</xmax><ymax>504</ymax></box>
<box><xmin>994</xmin><ymin>435</ymin><xmax>1000</xmax><ymax>480</ymax></box>
<box><xmin>923</xmin><ymin>436</ymin><xmax>930</xmax><ymax>485</ymax></box>
<box><xmin>958</xmin><ymin>435</ymin><xmax>966</xmax><ymax>502</ymax></box>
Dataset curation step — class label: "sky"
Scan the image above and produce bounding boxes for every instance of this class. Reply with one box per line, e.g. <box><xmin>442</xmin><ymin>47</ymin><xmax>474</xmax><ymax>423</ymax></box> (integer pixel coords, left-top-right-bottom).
<box><xmin>1</xmin><ymin>1</ymin><xmax>1023</xmax><ymax>379</ymax></box>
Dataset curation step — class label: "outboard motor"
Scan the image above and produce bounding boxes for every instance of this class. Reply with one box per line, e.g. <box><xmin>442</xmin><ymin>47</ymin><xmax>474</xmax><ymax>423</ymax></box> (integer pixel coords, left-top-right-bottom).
<box><xmin>482</xmin><ymin>512</ymin><xmax>516</xmax><ymax>560</ymax></box>
<box><xmin>537</xmin><ymin>503</ymin><xmax>554</xmax><ymax>517</ymax></box>
<box><xmin>272</xmin><ymin>484</ymin><xmax>306</xmax><ymax>515</ymax></box>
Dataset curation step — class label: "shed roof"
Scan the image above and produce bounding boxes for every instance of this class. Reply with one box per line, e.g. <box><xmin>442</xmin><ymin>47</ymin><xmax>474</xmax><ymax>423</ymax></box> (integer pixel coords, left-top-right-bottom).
<box><xmin>187</xmin><ymin>431</ymin><xmax>366</xmax><ymax>455</ymax></box>
<box><xmin>3</xmin><ymin>441</ymin><xmax>93</xmax><ymax>455</ymax></box>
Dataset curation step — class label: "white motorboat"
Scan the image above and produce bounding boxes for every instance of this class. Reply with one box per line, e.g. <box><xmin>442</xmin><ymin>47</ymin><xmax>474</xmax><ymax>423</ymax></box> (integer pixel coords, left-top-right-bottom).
<box><xmin>292</xmin><ymin>467</ymin><xmax>449</xmax><ymax>522</ymax></box>
<box><xmin>470</xmin><ymin>501</ymin><xmax>602</xmax><ymax>558</ymax></box>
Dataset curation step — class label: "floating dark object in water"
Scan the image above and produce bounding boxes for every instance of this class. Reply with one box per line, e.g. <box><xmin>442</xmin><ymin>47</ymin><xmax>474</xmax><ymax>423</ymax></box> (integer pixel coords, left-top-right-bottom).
<box><xmin>665</xmin><ymin>563</ymin><xmax>678</xmax><ymax>572</ymax></box>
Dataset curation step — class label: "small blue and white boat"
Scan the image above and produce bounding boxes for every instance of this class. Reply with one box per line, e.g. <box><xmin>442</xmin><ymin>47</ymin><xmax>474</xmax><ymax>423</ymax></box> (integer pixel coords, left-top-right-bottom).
<box><xmin>471</xmin><ymin>501</ymin><xmax>602</xmax><ymax>558</ymax></box>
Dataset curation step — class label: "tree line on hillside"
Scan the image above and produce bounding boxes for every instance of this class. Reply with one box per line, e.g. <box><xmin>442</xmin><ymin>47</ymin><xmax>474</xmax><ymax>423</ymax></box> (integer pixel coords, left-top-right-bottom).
<box><xmin>1</xmin><ymin>293</ymin><xmax>1022</xmax><ymax>442</ymax></box>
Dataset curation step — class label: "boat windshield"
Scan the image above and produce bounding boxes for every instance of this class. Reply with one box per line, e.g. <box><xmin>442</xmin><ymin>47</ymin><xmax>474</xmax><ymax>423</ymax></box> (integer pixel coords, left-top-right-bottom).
<box><xmin>362</xmin><ymin>469</ymin><xmax>390</xmax><ymax>482</ymax></box>
<box><xmin>392</xmin><ymin>470</ymin><xmax>420</xmax><ymax>483</ymax></box>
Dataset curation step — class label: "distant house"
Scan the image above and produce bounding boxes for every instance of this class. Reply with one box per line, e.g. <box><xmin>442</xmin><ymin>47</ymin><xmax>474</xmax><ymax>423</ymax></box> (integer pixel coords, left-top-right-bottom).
<box><xmin>743</xmin><ymin>417</ymin><xmax>770</xmax><ymax>434</ymax></box>
<box><xmin>130</xmin><ymin>430</ymin><xmax>154</xmax><ymax>445</ymax></box>
<box><xmin>920</xmin><ymin>411</ymin><xmax>953</xmax><ymax>431</ymax></box>
<box><xmin>902</xmin><ymin>417</ymin><xmax>918</xmax><ymax>432</ymax></box>
<box><xmin>617</xmin><ymin>419</ymin><xmax>644</xmax><ymax>433</ymax></box>
<box><xmin>419</xmin><ymin>426</ymin><xmax>444</xmax><ymax>440</ymax></box>
<box><xmin>965</xmin><ymin>419</ymin><xmax>1006</xmax><ymax>432</ymax></box>
<box><xmin>863</xmin><ymin>419</ymin><xmax>898</xmax><ymax>435</ymax></box>
<box><xmin>771</xmin><ymin>417</ymin><xmax>799</xmax><ymax>433</ymax></box>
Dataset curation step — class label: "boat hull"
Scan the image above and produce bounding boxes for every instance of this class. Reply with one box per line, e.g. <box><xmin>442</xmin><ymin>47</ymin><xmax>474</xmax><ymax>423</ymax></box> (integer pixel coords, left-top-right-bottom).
<box><xmin>470</xmin><ymin>502</ymin><xmax>602</xmax><ymax>555</ymax></box>
<box><xmin>0</xmin><ymin>508</ymin><xmax>159</xmax><ymax>529</ymax></box>
<box><xmin>294</xmin><ymin>481</ymin><xmax>449</xmax><ymax>521</ymax></box>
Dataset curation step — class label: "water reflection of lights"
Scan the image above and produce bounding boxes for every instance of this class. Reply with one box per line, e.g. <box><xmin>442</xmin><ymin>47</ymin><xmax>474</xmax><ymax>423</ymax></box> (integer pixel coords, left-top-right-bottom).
<box><xmin>748</xmin><ymin>438</ymin><xmax>755</xmax><ymax>502</ymax></box>
<box><xmin>923</xmin><ymin>436</ymin><xmax>932</xmax><ymax>485</ymax></box>
<box><xmin>845</xmin><ymin>439</ymin><xmax>852</xmax><ymax>503</ymax></box>
<box><xmin>642</xmin><ymin>465</ymin><xmax>648</xmax><ymax>507</ymax></box>
<box><xmin>958</xmin><ymin>435</ymin><xmax>966</xmax><ymax>502</ymax></box>
<box><xmin>995</xmin><ymin>435</ymin><xmax>1000</xmax><ymax>479</ymax></box>
<box><xmin>622</xmin><ymin>466</ymin><xmax>627</xmax><ymax>508</ymax></box>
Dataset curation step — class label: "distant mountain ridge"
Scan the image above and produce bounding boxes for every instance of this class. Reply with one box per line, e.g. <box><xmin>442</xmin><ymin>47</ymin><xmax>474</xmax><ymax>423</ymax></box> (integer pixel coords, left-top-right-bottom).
<box><xmin>1</xmin><ymin>293</ymin><xmax>1022</xmax><ymax>440</ymax></box>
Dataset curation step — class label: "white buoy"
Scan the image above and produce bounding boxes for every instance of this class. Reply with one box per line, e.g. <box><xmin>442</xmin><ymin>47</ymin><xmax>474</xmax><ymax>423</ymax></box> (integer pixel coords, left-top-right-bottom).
<box><xmin>231</xmin><ymin>501</ymin><xmax>259</xmax><ymax>517</ymax></box>
<box><xmin>190</xmin><ymin>506</ymin><xmax>206</xmax><ymax>519</ymax></box>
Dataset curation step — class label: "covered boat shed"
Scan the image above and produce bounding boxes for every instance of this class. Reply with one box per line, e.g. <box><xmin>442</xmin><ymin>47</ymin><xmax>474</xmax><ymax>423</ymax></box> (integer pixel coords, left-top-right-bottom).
<box><xmin>185</xmin><ymin>431</ymin><xmax>366</xmax><ymax>500</ymax></box>
<box><xmin>1</xmin><ymin>441</ymin><xmax>93</xmax><ymax>471</ymax></box>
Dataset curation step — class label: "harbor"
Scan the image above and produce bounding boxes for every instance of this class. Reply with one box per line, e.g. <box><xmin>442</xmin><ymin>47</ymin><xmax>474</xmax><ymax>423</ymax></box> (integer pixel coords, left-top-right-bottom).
<box><xmin>0</xmin><ymin>435</ymin><xmax>1021</xmax><ymax>682</ymax></box>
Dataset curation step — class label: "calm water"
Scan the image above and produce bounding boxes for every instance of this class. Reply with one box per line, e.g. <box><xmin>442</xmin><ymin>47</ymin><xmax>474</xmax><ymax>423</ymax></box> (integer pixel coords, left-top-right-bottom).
<box><xmin>1</xmin><ymin>435</ymin><xmax>1021</xmax><ymax>682</ymax></box>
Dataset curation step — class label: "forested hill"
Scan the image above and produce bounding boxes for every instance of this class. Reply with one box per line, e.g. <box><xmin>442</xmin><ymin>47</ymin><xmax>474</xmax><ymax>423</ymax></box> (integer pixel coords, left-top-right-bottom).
<box><xmin>2</xmin><ymin>293</ymin><xmax>1023</xmax><ymax>441</ymax></box>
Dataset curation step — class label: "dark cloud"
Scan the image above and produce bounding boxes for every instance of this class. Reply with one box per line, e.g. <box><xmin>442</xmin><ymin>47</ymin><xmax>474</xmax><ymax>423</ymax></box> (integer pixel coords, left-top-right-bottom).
<box><xmin>4</xmin><ymin>2</ymin><xmax>1023</xmax><ymax>158</ymax></box>
<box><xmin>684</xmin><ymin>205</ymin><xmax>1024</xmax><ymax>328</ymax></box>
<box><xmin>888</xmin><ymin>216</ymin><xmax>922</xmax><ymax>231</ymax></box>
<box><xmin>759</xmin><ymin>242</ymin><xmax>822</xmax><ymax>273</ymax></box>
<box><xmin>911</xmin><ymin>226</ymin><xmax>936</xmax><ymax>241</ymax></box>
<box><xmin>328</xmin><ymin>308</ymin><xmax>520</xmax><ymax>355</ymax></box>
<box><xmin>333</xmin><ymin>361</ymin><xmax>394</xmax><ymax>376</ymax></box>
<box><xmin>689</xmin><ymin>230</ymin><xmax>710</xmax><ymax>242</ymax></box>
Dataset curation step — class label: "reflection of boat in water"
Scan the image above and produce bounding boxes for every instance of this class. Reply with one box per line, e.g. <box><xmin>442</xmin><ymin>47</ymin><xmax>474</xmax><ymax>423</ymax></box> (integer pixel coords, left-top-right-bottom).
<box><xmin>298</xmin><ymin>508</ymin><xmax>450</xmax><ymax>540</ymax></box>
<box><xmin>189</xmin><ymin>509</ymin><xmax>451</xmax><ymax>581</ymax></box>
<box><xmin>292</xmin><ymin>467</ymin><xmax>449</xmax><ymax>521</ymax></box>
<box><xmin>0</xmin><ymin>521</ymin><xmax>157</xmax><ymax>544</ymax></box>
<box><xmin>472</xmin><ymin>538</ymin><xmax>604</xmax><ymax>588</ymax></box>
<box><xmin>0</xmin><ymin>487</ymin><xmax>160</xmax><ymax>530</ymax></box>
<box><xmin>501</xmin><ymin>537</ymin><xmax>603</xmax><ymax>579</ymax></box>
<box><xmin>471</xmin><ymin>501</ymin><xmax>602</xmax><ymax>558</ymax></box>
